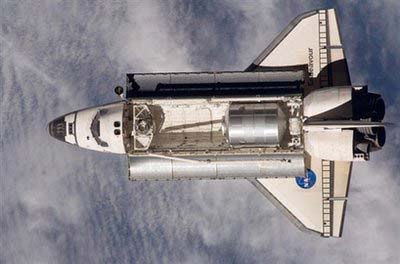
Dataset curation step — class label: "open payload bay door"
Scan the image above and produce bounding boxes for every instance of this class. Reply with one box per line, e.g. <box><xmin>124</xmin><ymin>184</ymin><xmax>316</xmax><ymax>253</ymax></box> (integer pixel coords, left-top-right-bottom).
<box><xmin>249</xmin><ymin>157</ymin><xmax>352</xmax><ymax>237</ymax></box>
<box><xmin>246</xmin><ymin>8</ymin><xmax>351</xmax><ymax>88</ymax></box>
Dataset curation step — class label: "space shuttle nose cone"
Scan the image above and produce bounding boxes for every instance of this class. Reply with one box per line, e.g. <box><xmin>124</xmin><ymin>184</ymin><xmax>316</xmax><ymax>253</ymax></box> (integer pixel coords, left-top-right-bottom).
<box><xmin>48</xmin><ymin>116</ymin><xmax>66</xmax><ymax>142</ymax></box>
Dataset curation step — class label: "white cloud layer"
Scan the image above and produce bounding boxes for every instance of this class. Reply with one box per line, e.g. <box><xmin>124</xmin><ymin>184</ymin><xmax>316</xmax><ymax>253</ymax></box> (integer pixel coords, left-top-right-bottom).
<box><xmin>1</xmin><ymin>1</ymin><xmax>399</xmax><ymax>263</ymax></box>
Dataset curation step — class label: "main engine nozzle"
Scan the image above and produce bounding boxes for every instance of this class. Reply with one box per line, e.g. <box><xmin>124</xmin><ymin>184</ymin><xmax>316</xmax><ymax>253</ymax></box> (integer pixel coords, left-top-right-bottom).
<box><xmin>373</xmin><ymin>126</ymin><xmax>386</xmax><ymax>149</ymax></box>
<box><xmin>353</xmin><ymin>92</ymin><xmax>385</xmax><ymax>121</ymax></box>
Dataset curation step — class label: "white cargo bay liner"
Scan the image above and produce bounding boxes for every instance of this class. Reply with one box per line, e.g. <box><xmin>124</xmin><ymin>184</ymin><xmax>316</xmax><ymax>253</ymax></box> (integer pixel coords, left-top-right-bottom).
<box><xmin>129</xmin><ymin>95</ymin><xmax>301</xmax><ymax>153</ymax></box>
<box><xmin>156</xmin><ymin>99</ymin><xmax>228</xmax><ymax>133</ymax></box>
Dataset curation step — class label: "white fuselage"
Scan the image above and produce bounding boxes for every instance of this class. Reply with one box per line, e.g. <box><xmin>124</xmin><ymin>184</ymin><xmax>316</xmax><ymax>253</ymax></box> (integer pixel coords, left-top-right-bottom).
<box><xmin>49</xmin><ymin>102</ymin><xmax>126</xmax><ymax>154</ymax></box>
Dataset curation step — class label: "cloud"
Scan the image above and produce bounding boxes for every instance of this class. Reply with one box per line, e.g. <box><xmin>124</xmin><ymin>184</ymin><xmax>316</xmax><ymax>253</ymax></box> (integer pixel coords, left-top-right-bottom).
<box><xmin>1</xmin><ymin>1</ymin><xmax>399</xmax><ymax>264</ymax></box>
<box><xmin>1</xmin><ymin>1</ymin><xmax>198</xmax><ymax>263</ymax></box>
<box><xmin>104</xmin><ymin>1</ymin><xmax>194</xmax><ymax>72</ymax></box>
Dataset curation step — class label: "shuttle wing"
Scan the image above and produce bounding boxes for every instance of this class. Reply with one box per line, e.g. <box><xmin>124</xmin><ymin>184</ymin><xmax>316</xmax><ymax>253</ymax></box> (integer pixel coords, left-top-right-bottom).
<box><xmin>246</xmin><ymin>8</ymin><xmax>351</xmax><ymax>87</ymax></box>
<box><xmin>246</xmin><ymin>10</ymin><xmax>353</xmax><ymax>236</ymax></box>
<box><xmin>249</xmin><ymin>159</ymin><xmax>352</xmax><ymax>237</ymax></box>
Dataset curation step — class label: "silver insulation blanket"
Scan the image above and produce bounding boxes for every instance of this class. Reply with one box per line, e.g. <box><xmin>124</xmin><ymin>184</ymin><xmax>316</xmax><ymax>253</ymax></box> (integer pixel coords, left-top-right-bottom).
<box><xmin>128</xmin><ymin>154</ymin><xmax>304</xmax><ymax>180</ymax></box>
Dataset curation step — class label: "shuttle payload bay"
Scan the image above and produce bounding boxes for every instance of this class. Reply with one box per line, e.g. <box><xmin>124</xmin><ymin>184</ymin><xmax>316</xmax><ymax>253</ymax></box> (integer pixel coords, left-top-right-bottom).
<box><xmin>49</xmin><ymin>9</ymin><xmax>388</xmax><ymax>237</ymax></box>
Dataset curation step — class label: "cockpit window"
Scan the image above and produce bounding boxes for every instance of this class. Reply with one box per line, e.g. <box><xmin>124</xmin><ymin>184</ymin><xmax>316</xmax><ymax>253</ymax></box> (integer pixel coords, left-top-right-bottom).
<box><xmin>68</xmin><ymin>123</ymin><xmax>74</xmax><ymax>135</ymax></box>
<box><xmin>99</xmin><ymin>109</ymin><xmax>108</xmax><ymax>116</ymax></box>
<box><xmin>90</xmin><ymin>112</ymin><xmax>109</xmax><ymax>147</ymax></box>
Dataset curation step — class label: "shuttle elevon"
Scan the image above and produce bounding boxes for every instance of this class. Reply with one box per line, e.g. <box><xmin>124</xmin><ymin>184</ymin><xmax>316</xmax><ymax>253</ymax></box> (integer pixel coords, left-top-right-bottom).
<box><xmin>48</xmin><ymin>9</ymin><xmax>387</xmax><ymax>237</ymax></box>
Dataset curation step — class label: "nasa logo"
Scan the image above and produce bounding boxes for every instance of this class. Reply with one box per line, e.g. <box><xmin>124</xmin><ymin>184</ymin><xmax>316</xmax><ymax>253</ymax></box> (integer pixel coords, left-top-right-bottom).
<box><xmin>295</xmin><ymin>169</ymin><xmax>316</xmax><ymax>189</ymax></box>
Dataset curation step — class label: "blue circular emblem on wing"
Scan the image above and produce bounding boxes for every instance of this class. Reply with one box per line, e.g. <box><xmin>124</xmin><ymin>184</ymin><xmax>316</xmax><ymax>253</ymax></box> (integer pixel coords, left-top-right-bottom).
<box><xmin>295</xmin><ymin>169</ymin><xmax>316</xmax><ymax>189</ymax></box>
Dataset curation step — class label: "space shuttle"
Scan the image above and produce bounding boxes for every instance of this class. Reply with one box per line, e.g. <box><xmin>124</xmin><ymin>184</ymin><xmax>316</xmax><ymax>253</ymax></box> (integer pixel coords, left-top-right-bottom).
<box><xmin>48</xmin><ymin>9</ymin><xmax>387</xmax><ymax>237</ymax></box>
